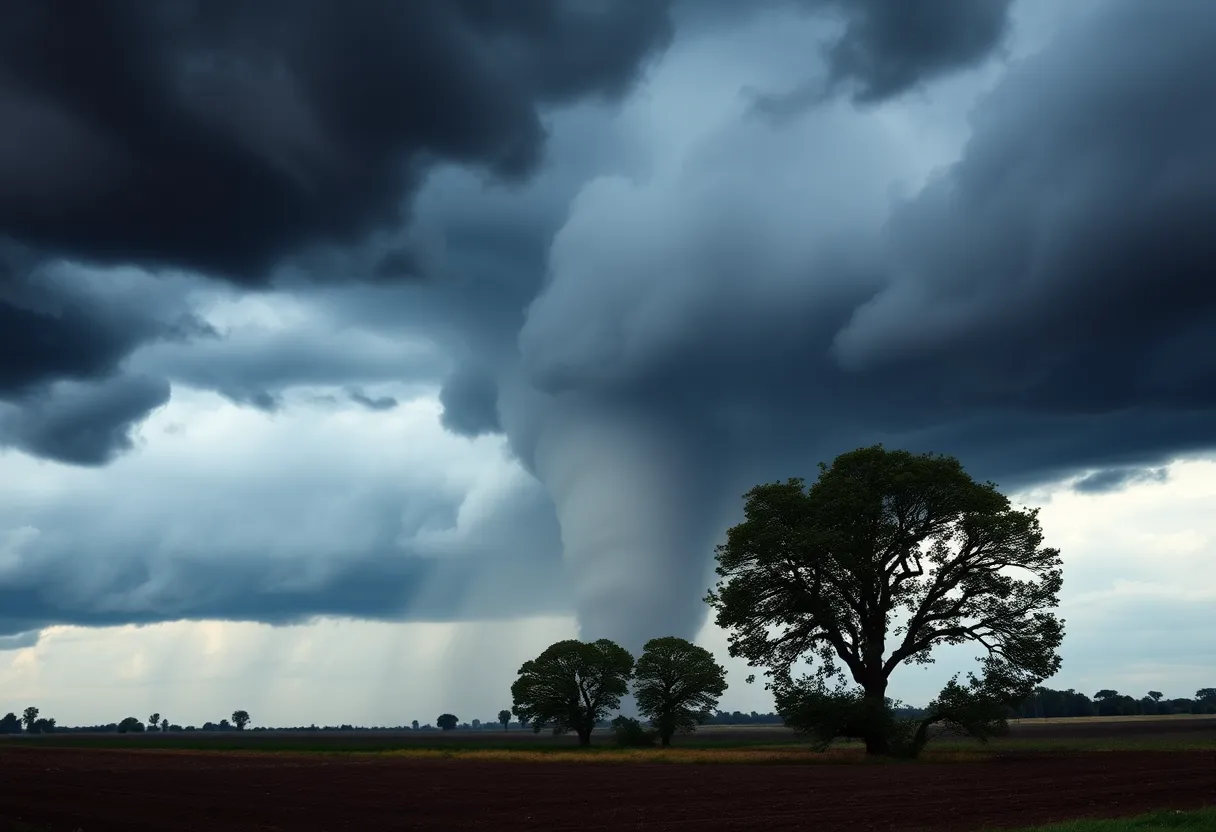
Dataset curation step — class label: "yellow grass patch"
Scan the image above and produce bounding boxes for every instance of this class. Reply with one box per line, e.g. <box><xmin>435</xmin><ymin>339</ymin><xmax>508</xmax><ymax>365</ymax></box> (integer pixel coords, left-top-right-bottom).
<box><xmin>370</xmin><ymin>745</ymin><xmax>996</xmax><ymax>765</ymax></box>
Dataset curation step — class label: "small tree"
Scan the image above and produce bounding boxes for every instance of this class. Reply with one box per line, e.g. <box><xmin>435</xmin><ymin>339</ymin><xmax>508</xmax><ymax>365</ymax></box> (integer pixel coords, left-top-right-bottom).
<box><xmin>30</xmin><ymin>717</ymin><xmax>55</xmax><ymax>735</ymax></box>
<box><xmin>437</xmin><ymin>713</ymin><xmax>458</xmax><ymax>731</ymax></box>
<box><xmin>634</xmin><ymin>637</ymin><xmax>728</xmax><ymax>746</ymax></box>
<box><xmin>0</xmin><ymin>713</ymin><xmax>21</xmax><ymax>734</ymax></box>
<box><xmin>513</xmin><ymin>709</ymin><xmax>528</xmax><ymax>730</ymax></box>
<box><xmin>511</xmin><ymin>639</ymin><xmax>635</xmax><ymax>747</ymax></box>
<box><xmin>707</xmin><ymin>446</ymin><xmax>1064</xmax><ymax>757</ymax></box>
<box><xmin>161</xmin><ymin>719</ymin><xmax>169</xmax><ymax>732</ymax></box>
<box><xmin>610</xmin><ymin>716</ymin><xmax>657</xmax><ymax>748</ymax></box>
<box><xmin>118</xmin><ymin>716</ymin><xmax>145</xmax><ymax>733</ymax></box>
<box><xmin>411</xmin><ymin>720</ymin><xmax>420</xmax><ymax>731</ymax></box>
<box><xmin>231</xmin><ymin>710</ymin><xmax>250</xmax><ymax>731</ymax></box>
<box><xmin>148</xmin><ymin>713</ymin><xmax>161</xmax><ymax>732</ymax></box>
<box><xmin>1148</xmin><ymin>691</ymin><xmax>1164</xmax><ymax>703</ymax></box>
<box><xmin>498</xmin><ymin>709</ymin><xmax>512</xmax><ymax>730</ymax></box>
<box><xmin>21</xmin><ymin>706</ymin><xmax>38</xmax><ymax>732</ymax></box>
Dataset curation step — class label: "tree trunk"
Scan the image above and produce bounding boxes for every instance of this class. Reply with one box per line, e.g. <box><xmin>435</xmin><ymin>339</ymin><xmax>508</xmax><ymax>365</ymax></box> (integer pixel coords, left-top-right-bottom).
<box><xmin>577</xmin><ymin>727</ymin><xmax>592</xmax><ymax>747</ymax></box>
<box><xmin>862</xmin><ymin>684</ymin><xmax>890</xmax><ymax>756</ymax></box>
<box><xmin>660</xmin><ymin>731</ymin><xmax>671</xmax><ymax>748</ymax></box>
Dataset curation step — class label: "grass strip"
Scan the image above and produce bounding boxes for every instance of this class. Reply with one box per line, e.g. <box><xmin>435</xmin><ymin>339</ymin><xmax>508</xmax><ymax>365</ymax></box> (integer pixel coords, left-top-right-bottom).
<box><xmin>995</xmin><ymin>807</ymin><xmax>1216</xmax><ymax>831</ymax></box>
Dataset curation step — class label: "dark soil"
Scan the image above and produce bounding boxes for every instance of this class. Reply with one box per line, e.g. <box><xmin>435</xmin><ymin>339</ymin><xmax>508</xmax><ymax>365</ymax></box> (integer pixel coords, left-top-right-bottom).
<box><xmin>0</xmin><ymin>745</ymin><xmax>1213</xmax><ymax>831</ymax></box>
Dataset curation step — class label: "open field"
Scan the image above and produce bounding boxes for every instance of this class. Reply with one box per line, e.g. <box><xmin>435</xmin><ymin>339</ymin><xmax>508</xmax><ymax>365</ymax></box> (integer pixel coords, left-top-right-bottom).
<box><xmin>0</xmin><ymin>746</ymin><xmax>1211</xmax><ymax>831</ymax></box>
<box><xmin>0</xmin><ymin>718</ymin><xmax>1213</xmax><ymax>831</ymax></box>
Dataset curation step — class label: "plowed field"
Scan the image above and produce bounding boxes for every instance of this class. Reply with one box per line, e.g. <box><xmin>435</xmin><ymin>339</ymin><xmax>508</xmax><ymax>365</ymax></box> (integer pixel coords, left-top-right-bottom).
<box><xmin>1</xmin><ymin>745</ymin><xmax>1213</xmax><ymax>831</ymax></box>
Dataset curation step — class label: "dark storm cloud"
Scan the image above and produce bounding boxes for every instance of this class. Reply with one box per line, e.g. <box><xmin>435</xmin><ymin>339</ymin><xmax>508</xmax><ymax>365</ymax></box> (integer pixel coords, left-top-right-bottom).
<box><xmin>7</xmin><ymin>0</ymin><xmax>1216</xmax><ymax>650</ymax></box>
<box><xmin>1073</xmin><ymin>467</ymin><xmax>1169</xmax><ymax>495</ymax></box>
<box><xmin>505</xmin><ymin>0</ymin><xmax>1216</xmax><ymax>645</ymax></box>
<box><xmin>528</xmin><ymin>0</ymin><xmax>1216</xmax><ymax>486</ymax></box>
<box><xmin>0</xmin><ymin>0</ymin><xmax>674</xmax><ymax>282</ymax></box>
<box><xmin>678</xmin><ymin>0</ymin><xmax>1014</xmax><ymax>107</ymax></box>
<box><xmin>439</xmin><ymin>363</ymin><xmax>501</xmax><ymax>437</ymax></box>
<box><xmin>832</xmin><ymin>0</ymin><xmax>1216</xmax><ymax>446</ymax></box>
<box><xmin>0</xmin><ymin>375</ymin><xmax>170</xmax><ymax>466</ymax></box>
<box><xmin>0</xmin><ymin>0</ymin><xmax>672</xmax><ymax>463</ymax></box>
<box><xmin>821</xmin><ymin>0</ymin><xmax>1014</xmax><ymax>102</ymax></box>
<box><xmin>0</xmin><ymin>248</ymin><xmax>201</xmax><ymax>397</ymax></box>
<box><xmin>0</xmin><ymin>254</ymin><xmax>209</xmax><ymax>463</ymax></box>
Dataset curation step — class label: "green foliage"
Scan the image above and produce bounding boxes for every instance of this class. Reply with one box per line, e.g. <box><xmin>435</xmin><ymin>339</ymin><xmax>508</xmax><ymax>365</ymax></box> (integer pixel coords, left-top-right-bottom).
<box><xmin>634</xmin><ymin>637</ymin><xmax>728</xmax><ymax>746</ymax></box>
<box><xmin>706</xmin><ymin>445</ymin><xmax>1064</xmax><ymax>756</ymax></box>
<box><xmin>21</xmin><ymin>706</ymin><xmax>38</xmax><ymax>731</ymax></box>
<box><xmin>772</xmin><ymin>677</ymin><xmax>871</xmax><ymax>751</ymax></box>
<box><xmin>510</xmin><ymin>638</ymin><xmax>635</xmax><ymax>746</ymax></box>
<box><xmin>497</xmin><ymin>709</ymin><xmax>511</xmax><ymax>730</ymax></box>
<box><xmin>0</xmin><ymin>712</ymin><xmax>21</xmax><ymax>734</ymax></box>
<box><xmin>609</xmin><ymin>716</ymin><xmax>657</xmax><ymax>747</ymax></box>
<box><xmin>1002</xmin><ymin>807</ymin><xmax>1216</xmax><ymax>831</ymax></box>
<box><xmin>28</xmin><ymin>717</ymin><xmax>55</xmax><ymax>734</ymax></box>
<box><xmin>436</xmin><ymin>713</ymin><xmax>458</xmax><ymax>731</ymax></box>
<box><xmin>148</xmin><ymin>713</ymin><xmax>160</xmax><ymax>731</ymax></box>
<box><xmin>231</xmin><ymin>710</ymin><xmax>251</xmax><ymax>730</ymax></box>
<box><xmin>118</xmin><ymin>716</ymin><xmax>145</xmax><ymax>733</ymax></box>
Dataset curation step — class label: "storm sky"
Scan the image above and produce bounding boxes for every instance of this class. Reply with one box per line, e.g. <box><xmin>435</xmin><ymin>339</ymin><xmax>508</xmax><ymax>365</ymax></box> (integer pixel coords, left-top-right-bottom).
<box><xmin>2</xmin><ymin>0</ymin><xmax>1215</xmax><ymax>726</ymax></box>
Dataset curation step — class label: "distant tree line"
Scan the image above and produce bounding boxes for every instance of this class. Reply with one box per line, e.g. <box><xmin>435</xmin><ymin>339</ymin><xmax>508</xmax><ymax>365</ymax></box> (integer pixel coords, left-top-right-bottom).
<box><xmin>1014</xmin><ymin>687</ymin><xmax>1216</xmax><ymax>718</ymax></box>
<box><xmin>1</xmin><ymin>688</ymin><xmax>1211</xmax><ymax>737</ymax></box>
<box><xmin>0</xmin><ymin>709</ymin><xmax>253</xmax><ymax>735</ymax></box>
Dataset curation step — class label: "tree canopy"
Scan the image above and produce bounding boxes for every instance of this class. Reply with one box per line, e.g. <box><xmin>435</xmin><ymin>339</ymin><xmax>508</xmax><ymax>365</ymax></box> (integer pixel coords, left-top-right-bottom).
<box><xmin>706</xmin><ymin>445</ymin><xmax>1064</xmax><ymax>756</ymax></box>
<box><xmin>436</xmin><ymin>713</ymin><xmax>458</xmax><ymax>731</ymax></box>
<box><xmin>510</xmin><ymin>638</ymin><xmax>634</xmax><ymax>746</ymax></box>
<box><xmin>231</xmin><ymin>710</ymin><xmax>251</xmax><ymax>730</ymax></box>
<box><xmin>118</xmin><ymin>716</ymin><xmax>145</xmax><ymax>733</ymax></box>
<box><xmin>634</xmin><ymin>636</ymin><xmax>728</xmax><ymax>746</ymax></box>
<box><xmin>498</xmin><ymin>709</ymin><xmax>512</xmax><ymax>730</ymax></box>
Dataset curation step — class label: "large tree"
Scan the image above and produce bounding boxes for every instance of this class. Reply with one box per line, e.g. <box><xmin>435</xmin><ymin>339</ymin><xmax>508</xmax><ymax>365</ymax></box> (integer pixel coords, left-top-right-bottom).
<box><xmin>498</xmin><ymin>709</ymin><xmax>512</xmax><ymax>730</ymax></box>
<box><xmin>21</xmin><ymin>706</ymin><xmax>38</xmax><ymax>732</ymax></box>
<box><xmin>230</xmin><ymin>710</ymin><xmax>251</xmax><ymax>731</ymax></box>
<box><xmin>634</xmin><ymin>637</ymin><xmax>728</xmax><ymax>747</ymax></box>
<box><xmin>511</xmin><ymin>639</ymin><xmax>634</xmax><ymax>747</ymax></box>
<box><xmin>706</xmin><ymin>445</ymin><xmax>1063</xmax><ymax>756</ymax></box>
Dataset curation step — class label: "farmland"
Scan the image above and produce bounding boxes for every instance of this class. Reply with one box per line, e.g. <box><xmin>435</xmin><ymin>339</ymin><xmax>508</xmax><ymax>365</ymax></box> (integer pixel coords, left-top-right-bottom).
<box><xmin>1</xmin><ymin>716</ymin><xmax>1213</xmax><ymax>831</ymax></box>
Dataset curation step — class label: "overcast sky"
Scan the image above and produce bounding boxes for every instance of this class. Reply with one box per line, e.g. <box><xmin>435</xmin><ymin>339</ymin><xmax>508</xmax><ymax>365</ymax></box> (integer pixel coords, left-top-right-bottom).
<box><xmin>2</xmin><ymin>0</ymin><xmax>1214</xmax><ymax>727</ymax></box>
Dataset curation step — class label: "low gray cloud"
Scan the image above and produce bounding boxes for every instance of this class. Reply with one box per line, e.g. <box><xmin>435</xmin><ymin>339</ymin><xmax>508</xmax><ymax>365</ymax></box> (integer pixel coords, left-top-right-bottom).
<box><xmin>347</xmin><ymin>389</ymin><xmax>398</xmax><ymax>412</ymax></box>
<box><xmin>1073</xmin><ymin>467</ymin><xmax>1170</xmax><ymax>495</ymax></box>
<box><xmin>682</xmin><ymin>0</ymin><xmax>1014</xmax><ymax>111</ymax></box>
<box><xmin>0</xmin><ymin>416</ymin><xmax>565</xmax><ymax>637</ymax></box>
<box><xmin>0</xmin><ymin>630</ymin><xmax>40</xmax><ymax>651</ymax></box>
